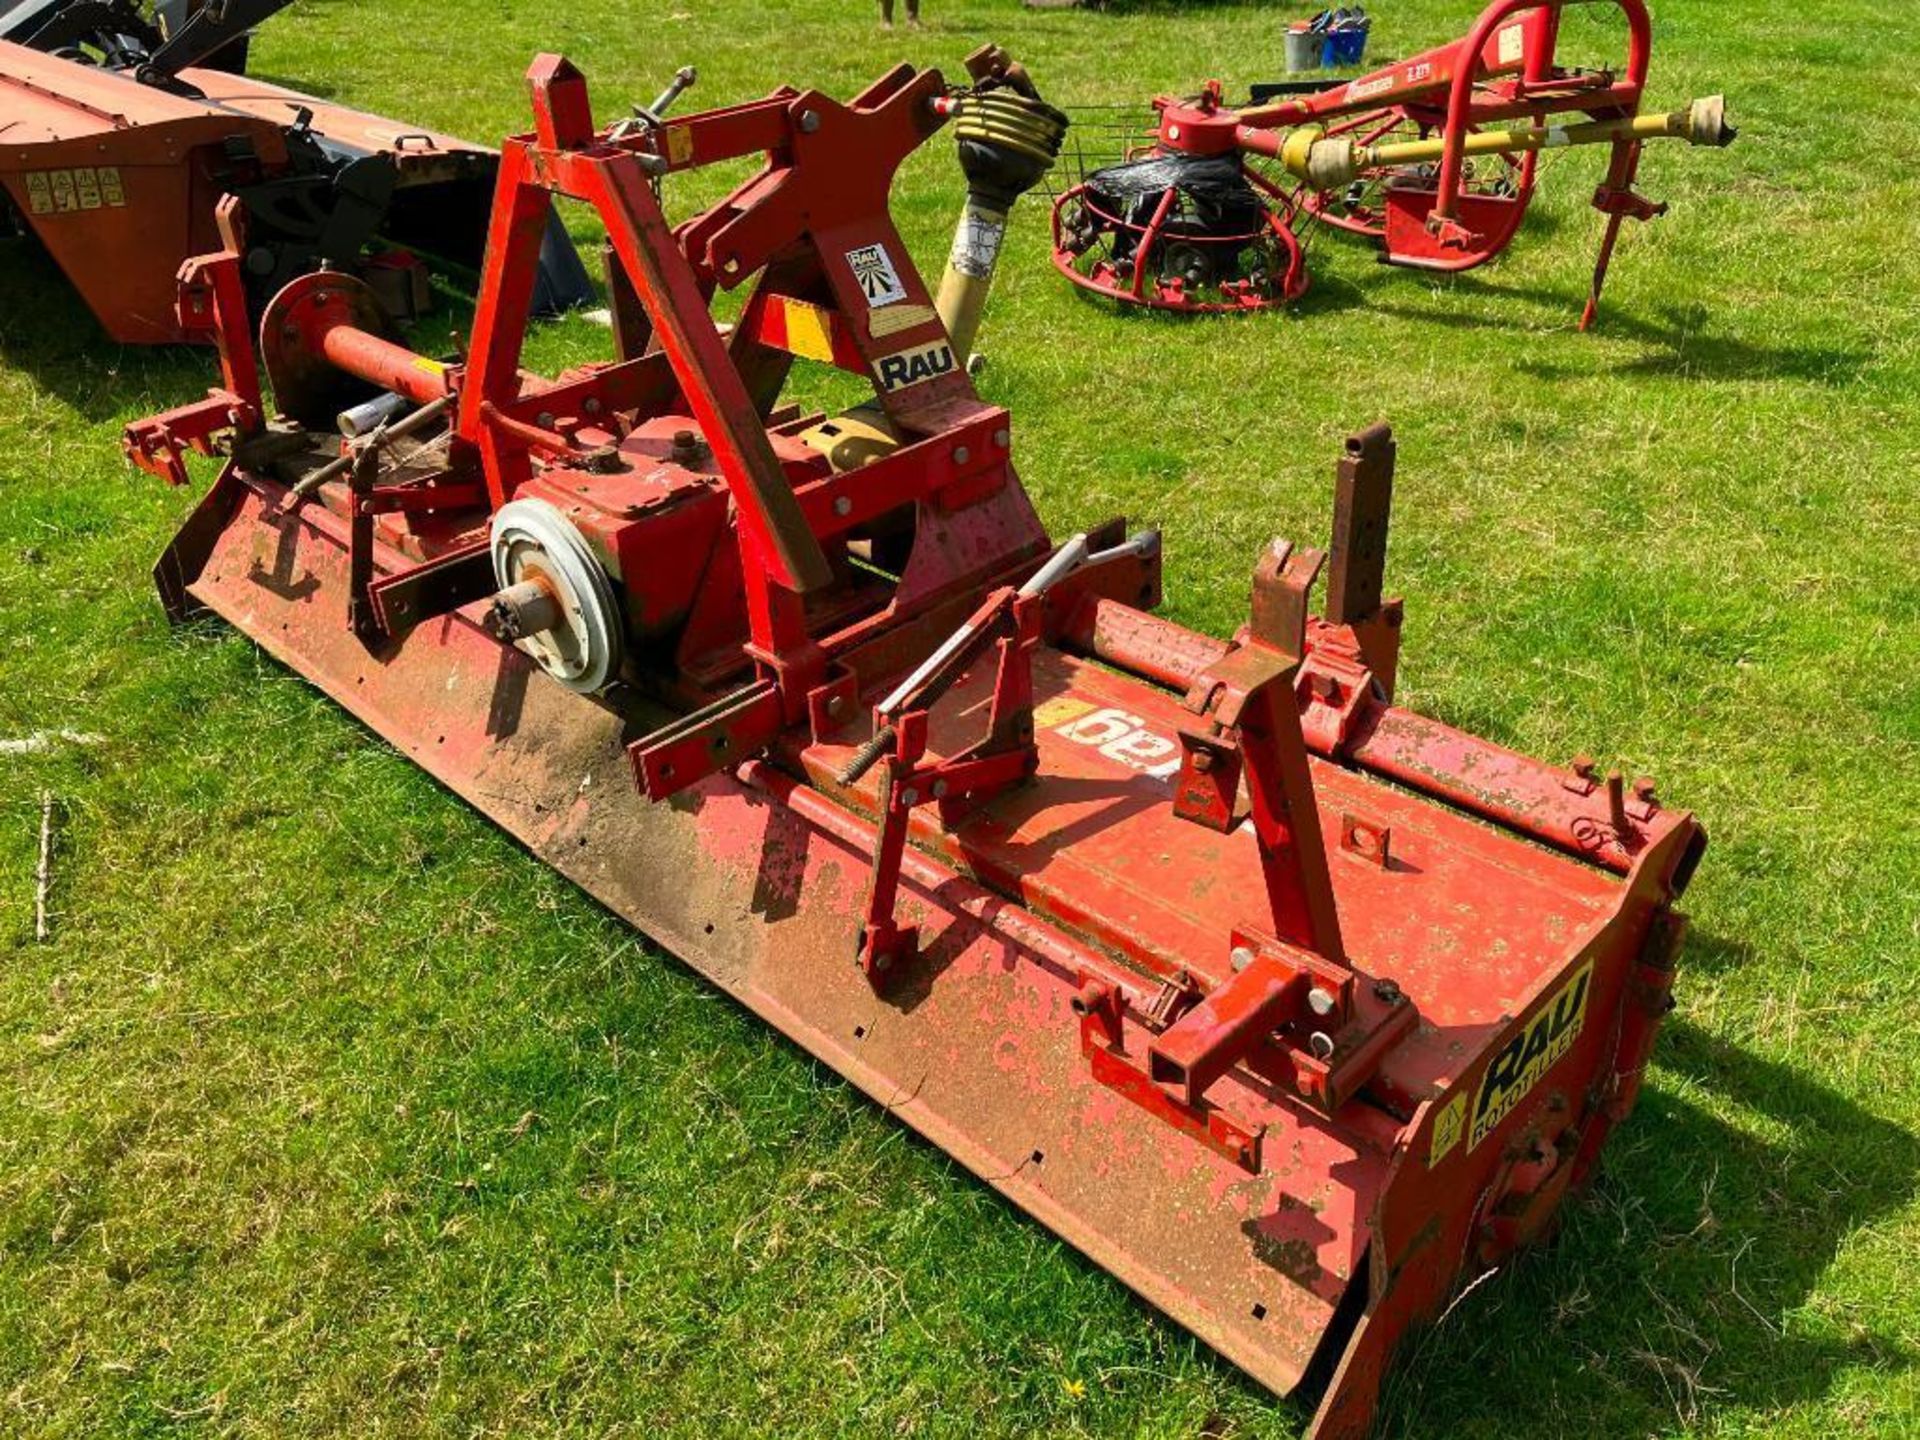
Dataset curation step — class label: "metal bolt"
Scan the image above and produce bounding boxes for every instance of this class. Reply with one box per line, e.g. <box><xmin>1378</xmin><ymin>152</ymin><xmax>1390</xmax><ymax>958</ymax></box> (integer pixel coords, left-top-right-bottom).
<box><xmin>1632</xmin><ymin>776</ymin><xmax>1658</xmax><ymax>804</ymax></box>
<box><xmin>1230</xmin><ymin>945</ymin><xmax>1256</xmax><ymax>973</ymax></box>
<box><xmin>931</xmin><ymin>780</ymin><xmax>948</xmax><ymax>799</ymax></box>
<box><xmin>1308</xmin><ymin>987</ymin><xmax>1337</xmax><ymax>1017</ymax></box>
<box><xmin>798</xmin><ymin>109</ymin><xmax>820</xmax><ymax>133</ymax></box>
<box><xmin>537</xmin><ymin>412</ymin><xmax>557</xmax><ymax>431</ymax></box>
<box><xmin>1373</xmin><ymin>978</ymin><xmax>1403</xmax><ymax>1005</ymax></box>
<box><xmin>1571</xmin><ymin>753</ymin><xmax>1597</xmax><ymax>780</ymax></box>
<box><xmin>827</xmin><ymin>695</ymin><xmax>847</xmax><ymax>719</ymax></box>
<box><xmin>584</xmin><ymin>397</ymin><xmax>602</xmax><ymax>415</ymax></box>
<box><xmin>1192</xmin><ymin>750</ymin><xmax>1214</xmax><ymax>774</ymax></box>
<box><xmin>833</xmin><ymin>495</ymin><xmax>853</xmax><ymax>517</ymax></box>
<box><xmin>953</xmin><ymin>446</ymin><xmax>971</xmax><ymax>466</ymax></box>
<box><xmin>901</xmin><ymin>787</ymin><xmax>919</xmax><ymax>807</ymax></box>
<box><xmin>993</xmin><ymin>427</ymin><xmax>1010</xmax><ymax>449</ymax></box>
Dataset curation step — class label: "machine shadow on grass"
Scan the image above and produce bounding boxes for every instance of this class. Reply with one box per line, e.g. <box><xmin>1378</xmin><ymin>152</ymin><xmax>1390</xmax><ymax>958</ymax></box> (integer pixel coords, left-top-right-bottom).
<box><xmin>0</xmin><ymin>246</ymin><xmax>213</xmax><ymax>422</ymax></box>
<box><xmin>1362</xmin><ymin>279</ymin><xmax>1871</xmax><ymax>387</ymax></box>
<box><xmin>1054</xmin><ymin>253</ymin><xmax>1859</xmax><ymax>393</ymax></box>
<box><xmin>1369</xmin><ymin>947</ymin><xmax>1920</xmax><ymax>1436</ymax></box>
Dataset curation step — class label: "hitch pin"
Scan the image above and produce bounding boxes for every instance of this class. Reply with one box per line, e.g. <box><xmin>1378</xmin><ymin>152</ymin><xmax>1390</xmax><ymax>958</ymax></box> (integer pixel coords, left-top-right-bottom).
<box><xmin>610</xmin><ymin>65</ymin><xmax>697</xmax><ymax>143</ymax></box>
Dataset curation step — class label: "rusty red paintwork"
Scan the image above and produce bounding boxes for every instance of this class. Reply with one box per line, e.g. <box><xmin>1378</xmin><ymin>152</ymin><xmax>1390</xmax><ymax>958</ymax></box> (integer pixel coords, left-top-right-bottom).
<box><xmin>0</xmin><ymin>41</ymin><xmax>509</xmax><ymax>343</ymax></box>
<box><xmin>128</xmin><ymin>51</ymin><xmax>1704</xmax><ymax>1440</ymax></box>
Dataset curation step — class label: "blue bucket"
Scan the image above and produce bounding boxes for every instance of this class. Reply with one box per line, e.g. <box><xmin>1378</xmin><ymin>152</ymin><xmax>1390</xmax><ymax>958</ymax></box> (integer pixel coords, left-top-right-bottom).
<box><xmin>1329</xmin><ymin>22</ymin><xmax>1369</xmax><ymax>67</ymax></box>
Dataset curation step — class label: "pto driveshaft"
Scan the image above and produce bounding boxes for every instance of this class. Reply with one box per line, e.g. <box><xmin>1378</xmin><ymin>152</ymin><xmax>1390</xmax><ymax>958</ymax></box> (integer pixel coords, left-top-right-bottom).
<box><xmin>1269</xmin><ymin>94</ymin><xmax>1735</xmax><ymax>189</ymax></box>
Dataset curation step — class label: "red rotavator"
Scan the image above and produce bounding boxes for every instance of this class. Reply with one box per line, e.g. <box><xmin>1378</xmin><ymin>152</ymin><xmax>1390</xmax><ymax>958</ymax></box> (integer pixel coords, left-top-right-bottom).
<box><xmin>126</xmin><ymin>46</ymin><xmax>1704</xmax><ymax>1440</ymax></box>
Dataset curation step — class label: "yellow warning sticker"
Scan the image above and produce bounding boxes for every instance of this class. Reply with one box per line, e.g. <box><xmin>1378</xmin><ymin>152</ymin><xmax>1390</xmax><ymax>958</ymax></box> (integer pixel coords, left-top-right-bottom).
<box><xmin>21</xmin><ymin>168</ymin><xmax>128</xmax><ymax>214</ymax></box>
<box><xmin>1033</xmin><ymin>696</ymin><xmax>1095</xmax><ymax>731</ymax></box>
<box><xmin>1468</xmin><ymin>960</ymin><xmax>1594</xmax><ymax>1150</ymax></box>
<box><xmin>1428</xmin><ymin>1092</ymin><xmax>1466</xmax><ymax>1168</ymax></box>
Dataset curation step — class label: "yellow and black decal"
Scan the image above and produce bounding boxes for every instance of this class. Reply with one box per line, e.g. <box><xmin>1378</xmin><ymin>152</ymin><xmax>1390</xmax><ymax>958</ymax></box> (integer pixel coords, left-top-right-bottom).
<box><xmin>873</xmin><ymin>338</ymin><xmax>956</xmax><ymax>394</ymax></box>
<box><xmin>1427</xmin><ymin>1091</ymin><xmax>1467</xmax><ymax>1167</ymax></box>
<box><xmin>1468</xmin><ymin>960</ymin><xmax>1593</xmax><ymax>1150</ymax></box>
<box><xmin>21</xmin><ymin>167</ymin><xmax>127</xmax><ymax>216</ymax></box>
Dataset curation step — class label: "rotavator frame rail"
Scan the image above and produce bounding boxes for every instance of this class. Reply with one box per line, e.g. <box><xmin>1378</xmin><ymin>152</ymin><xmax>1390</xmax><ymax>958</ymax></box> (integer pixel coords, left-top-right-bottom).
<box><xmin>1052</xmin><ymin>0</ymin><xmax>1735</xmax><ymax>323</ymax></box>
<box><xmin>126</xmin><ymin>45</ymin><xmax>1704</xmax><ymax>1440</ymax></box>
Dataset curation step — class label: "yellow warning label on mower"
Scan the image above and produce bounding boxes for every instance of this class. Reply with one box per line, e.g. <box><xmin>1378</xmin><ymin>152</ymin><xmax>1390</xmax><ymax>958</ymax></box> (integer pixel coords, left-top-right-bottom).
<box><xmin>1468</xmin><ymin>959</ymin><xmax>1593</xmax><ymax>1150</ymax></box>
<box><xmin>20</xmin><ymin>167</ymin><xmax>128</xmax><ymax>215</ymax></box>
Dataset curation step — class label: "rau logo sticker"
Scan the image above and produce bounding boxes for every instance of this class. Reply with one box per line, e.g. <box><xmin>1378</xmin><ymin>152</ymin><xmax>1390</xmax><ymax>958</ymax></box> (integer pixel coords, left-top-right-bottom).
<box><xmin>874</xmin><ymin>339</ymin><xmax>956</xmax><ymax>393</ymax></box>
<box><xmin>846</xmin><ymin>242</ymin><xmax>908</xmax><ymax>307</ymax></box>
<box><xmin>1467</xmin><ymin>959</ymin><xmax>1593</xmax><ymax>1150</ymax></box>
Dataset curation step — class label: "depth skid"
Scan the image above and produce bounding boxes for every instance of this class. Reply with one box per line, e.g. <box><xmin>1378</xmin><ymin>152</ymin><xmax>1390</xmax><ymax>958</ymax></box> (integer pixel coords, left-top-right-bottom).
<box><xmin>134</xmin><ymin>49</ymin><xmax>1703</xmax><ymax>1439</ymax></box>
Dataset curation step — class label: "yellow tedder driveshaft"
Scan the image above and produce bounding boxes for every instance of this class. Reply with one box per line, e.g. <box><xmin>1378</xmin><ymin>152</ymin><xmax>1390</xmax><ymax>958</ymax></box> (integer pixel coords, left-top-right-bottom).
<box><xmin>1279</xmin><ymin>95</ymin><xmax>1736</xmax><ymax>190</ymax></box>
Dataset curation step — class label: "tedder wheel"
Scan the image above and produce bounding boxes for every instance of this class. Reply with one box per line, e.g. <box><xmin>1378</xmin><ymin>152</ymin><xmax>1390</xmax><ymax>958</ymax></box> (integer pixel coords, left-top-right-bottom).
<box><xmin>488</xmin><ymin>498</ymin><xmax>625</xmax><ymax>693</ymax></box>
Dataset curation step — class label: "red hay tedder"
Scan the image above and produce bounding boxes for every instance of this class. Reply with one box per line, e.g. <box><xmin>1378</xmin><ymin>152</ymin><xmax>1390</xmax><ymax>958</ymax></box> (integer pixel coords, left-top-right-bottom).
<box><xmin>1051</xmin><ymin>0</ymin><xmax>1735</xmax><ymax>326</ymax></box>
<box><xmin>126</xmin><ymin>45</ymin><xmax>1705</xmax><ymax>1439</ymax></box>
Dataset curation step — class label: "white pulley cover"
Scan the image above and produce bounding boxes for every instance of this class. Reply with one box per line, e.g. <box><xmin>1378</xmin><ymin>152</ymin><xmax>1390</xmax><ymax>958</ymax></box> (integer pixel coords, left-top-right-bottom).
<box><xmin>489</xmin><ymin>499</ymin><xmax>624</xmax><ymax>693</ymax></box>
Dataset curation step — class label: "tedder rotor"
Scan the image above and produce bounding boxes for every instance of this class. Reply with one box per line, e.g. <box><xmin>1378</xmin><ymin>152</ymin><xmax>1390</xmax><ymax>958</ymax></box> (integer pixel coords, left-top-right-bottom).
<box><xmin>127</xmin><ymin>42</ymin><xmax>1705</xmax><ymax>1440</ymax></box>
<box><xmin>1052</xmin><ymin>0</ymin><xmax>1736</xmax><ymax>325</ymax></box>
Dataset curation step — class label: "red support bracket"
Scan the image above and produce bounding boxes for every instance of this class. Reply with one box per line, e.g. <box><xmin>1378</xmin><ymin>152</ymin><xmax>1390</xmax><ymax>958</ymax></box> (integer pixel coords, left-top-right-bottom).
<box><xmin>124</xmin><ymin>199</ymin><xmax>262</xmax><ymax>486</ymax></box>
<box><xmin>1171</xmin><ymin>541</ymin><xmax>1347</xmax><ymax>965</ymax></box>
<box><xmin>852</xmin><ymin>590</ymin><xmax>1044</xmax><ymax>988</ymax></box>
<box><xmin>1074</xmin><ymin>982</ymin><xmax>1266</xmax><ymax>1173</ymax></box>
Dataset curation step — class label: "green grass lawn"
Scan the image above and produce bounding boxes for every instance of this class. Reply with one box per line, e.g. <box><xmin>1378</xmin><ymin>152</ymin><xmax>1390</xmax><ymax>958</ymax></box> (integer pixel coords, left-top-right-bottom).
<box><xmin>3</xmin><ymin>0</ymin><xmax>1918</xmax><ymax>1434</ymax></box>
